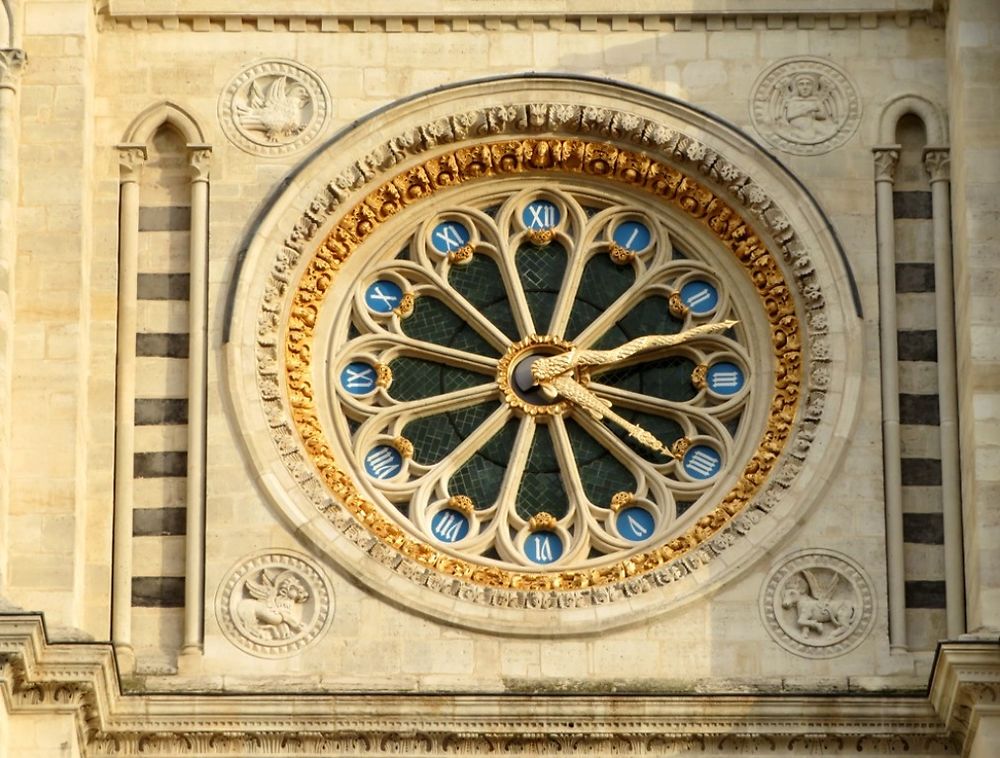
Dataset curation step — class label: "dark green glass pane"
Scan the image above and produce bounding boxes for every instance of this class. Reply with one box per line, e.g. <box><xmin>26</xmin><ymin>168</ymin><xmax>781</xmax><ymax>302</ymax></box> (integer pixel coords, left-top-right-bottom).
<box><xmin>516</xmin><ymin>241</ymin><xmax>566</xmax><ymax>334</ymax></box>
<box><xmin>593</xmin><ymin>296</ymin><xmax>684</xmax><ymax>350</ymax></box>
<box><xmin>725</xmin><ymin>415</ymin><xmax>742</xmax><ymax>436</ymax></box>
<box><xmin>565</xmin><ymin>418</ymin><xmax>636</xmax><ymax>508</ymax></box>
<box><xmin>565</xmin><ymin>254</ymin><xmax>636</xmax><ymax>340</ymax></box>
<box><xmin>595</xmin><ymin>355</ymin><xmax>698</xmax><ymax>403</ymax></box>
<box><xmin>402</xmin><ymin>400</ymin><xmax>500</xmax><ymax>467</ymax></box>
<box><xmin>449</xmin><ymin>417</ymin><xmax>519</xmax><ymax>509</ymax></box>
<box><xmin>608</xmin><ymin>408</ymin><xmax>684</xmax><ymax>464</ymax></box>
<box><xmin>387</xmin><ymin>356</ymin><xmax>490</xmax><ymax>402</ymax></box>
<box><xmin>401</xmin><ymin>296</ymin><xmax>498</xmax><ymax>357</ymax></box>
<box><xmin>448</xmin><ymin>255</ymin><xmax>519</xmax><ymax>340</ymax></box>
<box><xmin>515</xmin><ymin>425</ymin><xmax>569</xmax><ymax>520</ymax></box>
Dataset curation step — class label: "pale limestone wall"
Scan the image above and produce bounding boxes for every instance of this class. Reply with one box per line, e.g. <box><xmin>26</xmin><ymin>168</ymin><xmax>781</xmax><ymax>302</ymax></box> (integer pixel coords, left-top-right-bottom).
<box><xmin>0</xmin><ymin>0</ymin><xmax>996</xmax><ymax>716</ymax></box>
<box><xmin>946</xmin><ymin>0</ymin><xmax>1000</xmax><ymax>635</ymax></box>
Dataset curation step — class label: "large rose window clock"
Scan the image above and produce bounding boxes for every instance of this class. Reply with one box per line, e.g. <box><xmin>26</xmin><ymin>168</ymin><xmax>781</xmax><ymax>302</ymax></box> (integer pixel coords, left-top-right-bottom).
<box><xmin>328</xmin><ymin>184</ymin><xmax>751</xmax><ymax>570</ymax></box>
<box><xmin>232</xmin><ymin>84</ymin><xmax>853</xmax><ymax>633</ymax></box>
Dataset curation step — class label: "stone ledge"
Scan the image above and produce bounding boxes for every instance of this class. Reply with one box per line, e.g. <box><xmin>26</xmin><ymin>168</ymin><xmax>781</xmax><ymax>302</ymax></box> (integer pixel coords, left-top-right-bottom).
<box><xmin>3</xmin><ymin>613</ymin><xmax>991</xmax><ymax>756</ymax></box>
<box><xmin>97</xmin><ymin>3</ymin><xmax>940</xmax><ymax>34</ymax></box>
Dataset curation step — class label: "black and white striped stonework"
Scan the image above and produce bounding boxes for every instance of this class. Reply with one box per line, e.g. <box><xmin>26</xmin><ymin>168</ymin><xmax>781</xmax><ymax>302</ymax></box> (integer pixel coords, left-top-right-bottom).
<box><xmin>891</xmin><ymin>122</ymin><xmax>947</xmax><ymax>650</ymax></box>
<box><xmin>130</xmin><ymin>127</ymin><xmax>190</xmax><ymax>653</ymax></box>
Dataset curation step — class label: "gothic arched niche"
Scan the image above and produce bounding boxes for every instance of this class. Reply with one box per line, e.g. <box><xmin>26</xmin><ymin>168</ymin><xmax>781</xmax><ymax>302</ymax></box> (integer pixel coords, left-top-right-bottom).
<box><xmin>225</xmin><ymin>75</ymin><xmax>862</xmax><ymax>634</ymax></box>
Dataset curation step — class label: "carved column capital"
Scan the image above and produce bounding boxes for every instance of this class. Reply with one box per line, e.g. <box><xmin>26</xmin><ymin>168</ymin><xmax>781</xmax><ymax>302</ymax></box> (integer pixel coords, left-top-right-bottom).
<box><xmin>872</xmin><ymin>145</ymin><xmax>901</xmax><ymax>183</ymax></box>
<box><xmin>116</xmin><ymin>144</ymin><xmax>148</xmax><ymax>183</ymax></box>
<box><xmin>923</xmin><ymin>147</ymin><xmax>950</xmax><ymax>184</ymax></box>
<box><xmin>0</xmin><ymin>49</ymin><xmax>27</xmax><ymax>92</ymax></box>
<box><xmin>188</xmin><ymin>145</ymin><xmax>212</xmax><ymax>183</ymax></box>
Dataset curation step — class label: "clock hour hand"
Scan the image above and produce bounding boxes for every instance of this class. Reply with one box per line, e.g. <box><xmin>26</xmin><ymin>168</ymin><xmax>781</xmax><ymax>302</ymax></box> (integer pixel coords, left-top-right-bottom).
<box><xmin>531</xmin><ymin>319</ymin><xmax>739</xmax><ymax>383</ymax></box>
<box><xmin>543</xmin><ymin>374</ymin><xmax>675</xmax><ymax>459</ymax></box>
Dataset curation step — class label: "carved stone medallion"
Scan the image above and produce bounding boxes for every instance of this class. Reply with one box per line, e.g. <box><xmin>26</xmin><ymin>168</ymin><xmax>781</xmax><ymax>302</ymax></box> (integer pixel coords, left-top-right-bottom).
<box><xmin>216</xmin><ymin>550</ymin><xmax>334</xmax><ymax>657</ymax></box>
<box><xmin>760</xmin><ymin>549</ymin><xmax>875</xmax><ymax>658</ymax></box>
<box><xmin>750</xmin><ymin>57</ymin><xmax>861</xmax><ymax>156</ymax></box>
<box><xmin>219</xmin><ymin>59</ymin><xmax>330</xmax><ymax>156</ymax></box>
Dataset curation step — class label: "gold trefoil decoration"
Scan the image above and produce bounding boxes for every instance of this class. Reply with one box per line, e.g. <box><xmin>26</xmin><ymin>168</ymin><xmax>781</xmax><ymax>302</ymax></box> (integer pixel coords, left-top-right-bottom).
<box><xmin>284</xmin><ymin>138</ymin><xmax>802</xmax><ymax>591</ymax></box>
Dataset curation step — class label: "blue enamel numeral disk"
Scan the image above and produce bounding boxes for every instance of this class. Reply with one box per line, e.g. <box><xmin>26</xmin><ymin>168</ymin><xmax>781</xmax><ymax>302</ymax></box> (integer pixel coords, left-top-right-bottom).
<box><xmin>340</xmin><ymin>361</ymin><xmax>377</xmax><ymax>395</ymax></box>
<box><xmin>431</xmin><ymin>221</ymin><xmax>471</xmax><ymax>254</ymax></box>
<box><xmin>522</xmin><ymin>200</ymin><xmax>560</xmax><ymax>230</ymax></box>
<box><xmin>364</xmin><ymin>445</ymin><xmax>403</xmax><ymax>480</ymax></box>
<box><xmin>525</xmin><ymin>531</ymin><xmax>563</xmax><ymax>564</ymax></box>
<box><xmin>431</xmin><ymin>508</ymin><xmax>470</xmax><ymax>543</ymax></box>
<box><xmin>706</xmin><ymin>362</ymin><xmax>745</xmax><ymax>395</ymax></box>
<box><xmin>612</xmin><ymin>220</ymin><xmax>651</xmax><ymax>251</ymax></box>
<box><xmin>680</xmin><ymin>280</ymin><xmax>719</xmax><ymax>315</ymax></box>
<box><xmin>682</xmin><ymin>445</ymin><xmax>722</xmax><ymax>480</ymax></box>
<box><xmin>364</xmin><ymin>280</ymin><xmax>403</xmax><ymax>314</ymax></box>
<box><xmin>617</xmin><ymin>507</ymin><xmax>655</xmax><ymax>542</ymax></box>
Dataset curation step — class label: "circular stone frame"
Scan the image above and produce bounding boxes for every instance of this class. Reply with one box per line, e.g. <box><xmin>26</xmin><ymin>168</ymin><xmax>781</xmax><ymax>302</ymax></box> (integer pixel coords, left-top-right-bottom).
<box><xmin>218</xmin><ymin>58</ymin><xmax>331</xmax><ymax>157</ymax></box>
<box><xmin>749</xmin><ymin>57</ymin><xmax>861</xmax><ymax>156</ymax></box>
<box><xmin>759</xmin><ymin>548</ymin><xmax>876</xmax><ymax>658</ymax></box>
<box><xmin>216</xmin><ymin>549</ymin><xmax>335</xmax><ymax>658</ymax></box>
<box><xmin>225</xmin><ymin>75</ymin><xmax>863</xmax><ymax>634</ymax></box>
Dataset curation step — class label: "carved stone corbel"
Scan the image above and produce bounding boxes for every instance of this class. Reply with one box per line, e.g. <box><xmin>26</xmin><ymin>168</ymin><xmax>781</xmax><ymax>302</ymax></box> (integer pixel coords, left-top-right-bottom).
<box><xmin>0</xmin><ymin>48</ymin><xmax>27</xmax><ymax>92</ymax></box>
<box><xmin>115</xmin><ymin>144</ymin><xmax>147</xmax><ymax>183</ymax></box>
<box><xmin>872</xmin><ymin>145</ymin><xmax>901</xmax><ymax>183</ymax></box>
<box><xmin>923</xmin><ymin>146</ymin><xmax>950</xmax><ymax>184</ymax></box>
<box><xmin>188</xmin><ymin>144</ymin><xmax>212</xmax><ymax>183</ymax></box>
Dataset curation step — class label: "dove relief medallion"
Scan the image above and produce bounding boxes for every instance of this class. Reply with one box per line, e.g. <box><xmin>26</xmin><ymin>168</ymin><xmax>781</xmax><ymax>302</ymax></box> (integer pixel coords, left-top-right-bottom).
<box><xmin>216</xmin><ymin>550</ymin><xmax>334</xmax><ymax>657</ymax></box>
<box><xmin>759</xmin><ymin>549</ymin><xmax>875</xmax><ymax>658</ymax></box>
<box><xmin>219</xmin><ymin>59</ymin><xmax>330</xmax><ymax>156</ymax></box>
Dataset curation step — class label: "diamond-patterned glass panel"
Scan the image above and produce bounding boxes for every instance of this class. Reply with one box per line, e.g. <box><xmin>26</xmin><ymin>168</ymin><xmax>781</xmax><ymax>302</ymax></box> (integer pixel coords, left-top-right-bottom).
<box><xmin>403</xmin><ymin>400</ymin><xmax>500</xmax><ymax>466</ymax></box>
<box><xmin>448</xmin><ymin>417</ymin><xmax>520</xmax><ymax>509</ymax></box>
<box><xmin>594</xmin><ymin>355</ymin><xmax>697</xmax><ymax>403</ymax></box>
<box><xmin>515</xmin><ymin>424</ymin><xmax>570</xmax><ymax>520</ymax></box>
<box><xmin>565</xmin><ymin>418</ymin><xmax>636</xmax><ymax>508</ymax></box>
<box><xmin>448</xmin><ymin>255</ymin><xmax>519</xmax><ymax>340</ymax></box>
<box><xmin>516</xmin><ymin>241</ymin><xmax>566</xmax><ymax>334</ymax></box>
<box><xmin>388</xmin><ymin>356</ymin><xmax>490</xmax><ymax>402</ymax></box>
<box><xmin>401</xmin><ymin>296</ymin><xmax>498</xmax><ymax>357</ymax></box>
<box><xmin>593</xmin><ymin>296</ymin><xmax>683</xmax><ymax>350</ymax></box>
<box><xmin>565</xmin><ymin>254</ymin><xmax>635</xmax><ymax>340</ymax></box>
<box><xmin>609</xmin><ymin>408</ymin><xmax>684</xmax><ymax>463</ymax></box>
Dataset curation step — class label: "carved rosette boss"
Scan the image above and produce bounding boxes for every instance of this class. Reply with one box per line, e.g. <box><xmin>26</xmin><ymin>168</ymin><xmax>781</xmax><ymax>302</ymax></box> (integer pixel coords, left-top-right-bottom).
<box><xmin>219</xmin><ymin>59</ymin><xmax>330</xmax><ymax>156</ymax></box>
<box><xmin>750</xmin><ymin>57</ymin><xmax>861</xmax><ymax>156</ymax></box>
<box><xmin>760</xmin><ymin>549</ymin><xmax>875</xmax><ymax>658</ymax></box>
<box><xmin>216</xmin><ymin>550</ymin><xmax>335</xmax><ymax>657</ymax></box>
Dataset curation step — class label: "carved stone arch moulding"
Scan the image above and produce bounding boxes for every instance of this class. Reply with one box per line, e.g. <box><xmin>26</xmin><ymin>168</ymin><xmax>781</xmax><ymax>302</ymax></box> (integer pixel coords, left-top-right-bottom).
<box><xmin>226</xmin><ymin>75</ymin><xmax>863</xmax><ymax>634</ymax></box>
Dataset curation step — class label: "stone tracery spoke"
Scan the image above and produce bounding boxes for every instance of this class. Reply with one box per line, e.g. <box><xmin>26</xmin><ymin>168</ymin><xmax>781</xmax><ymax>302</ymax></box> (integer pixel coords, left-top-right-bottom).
<box><xmin>344</xmin><ymin>333</ymin><xmax>499</xmax><ymax>376</ymax></box>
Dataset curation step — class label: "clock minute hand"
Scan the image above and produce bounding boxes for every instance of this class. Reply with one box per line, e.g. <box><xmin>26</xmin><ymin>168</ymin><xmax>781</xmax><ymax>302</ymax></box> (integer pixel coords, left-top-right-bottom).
<box><xmin>544</xmin><ymin>374</ymin><xmax>674</xmax><ymax>459</ymax></box>
<box><xmin>531</xmin><ymin>319</ymin><xmax>739</xmax><ymax>383</ymax></box>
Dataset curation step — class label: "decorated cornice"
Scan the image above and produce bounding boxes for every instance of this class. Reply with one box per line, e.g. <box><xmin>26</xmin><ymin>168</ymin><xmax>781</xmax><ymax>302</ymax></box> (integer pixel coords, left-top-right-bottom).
<box><xmin>1</xmin><ymin>614</ymin><xmax>981</xmax><ymax>756</ymax></box>
<box><xmin>96</xmin><ymin>2</ymin><xmax>940</xmax><ymax>34</ymax></box>
<box><xmin>928</xmin><ymin>639</ymin><xmax>1000</xmax><ymax>754</ymax></box>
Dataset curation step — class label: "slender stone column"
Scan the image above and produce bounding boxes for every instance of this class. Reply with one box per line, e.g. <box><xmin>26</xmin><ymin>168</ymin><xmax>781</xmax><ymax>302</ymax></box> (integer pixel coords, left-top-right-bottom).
<box><xmin>0</xmin><ymin>48</ymin><xmax>25</xmax><ymax>598</ymax></box>
<box><xmin>112</xmin><ymin>144</ymin><xmax>147</xmax><ymax>672</ymax></box>
<box><xmin>181</xmin><ymin>146</ymin><xmax>211</xmax><ymax>663</ymax></box>
<box><xmin>924</xmin><ymin>147</ymin><xmax>966</xmax><ymax>639</ymax></box>
<box><xmin>873</xmin><ymin>145</ymin><xmax>907</xmax><ymax>653</ymax></box>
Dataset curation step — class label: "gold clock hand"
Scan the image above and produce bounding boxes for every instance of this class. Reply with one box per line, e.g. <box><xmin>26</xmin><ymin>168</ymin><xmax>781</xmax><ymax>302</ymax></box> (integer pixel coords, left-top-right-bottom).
<box><xmin>531</xmin><ymin>319</ymin><xmax>739</xmax><ymax>383</ymax></box>
<box><xmin>544</xmin><ymin>374</ymin><xmax>674</xmax><ymax>458</ymax></box>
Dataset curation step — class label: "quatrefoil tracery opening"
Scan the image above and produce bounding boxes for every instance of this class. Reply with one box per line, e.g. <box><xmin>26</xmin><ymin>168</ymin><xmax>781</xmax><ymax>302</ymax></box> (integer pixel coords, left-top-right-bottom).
<box><xmin>326</xmin><ymin>185</ymin><xmax>757</xmax><ymax>570</ymax></box>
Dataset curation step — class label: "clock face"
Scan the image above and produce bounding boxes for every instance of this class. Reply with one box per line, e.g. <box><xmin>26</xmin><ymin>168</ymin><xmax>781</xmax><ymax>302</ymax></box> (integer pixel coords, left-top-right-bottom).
<box><xmin>311</xmin><ymin>178</ymin><xmax>770</xmax><ymax>572</ymax></box>
<box><xmin>227</xmin><ymin>76</ymin><xmax>861</xmax><ymax>633</ymax></box>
